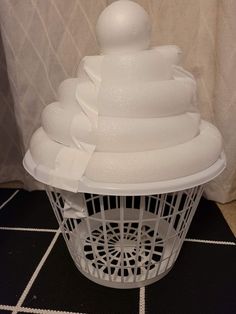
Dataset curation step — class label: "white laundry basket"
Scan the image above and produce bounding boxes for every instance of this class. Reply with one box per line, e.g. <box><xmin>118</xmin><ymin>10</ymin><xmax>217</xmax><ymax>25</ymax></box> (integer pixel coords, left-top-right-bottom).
<box><xmin>46</xmin><ymin>185</ymin><xmax>202</xmax><ymax>288</ymax></box>
<box><xmin>45</xmin><ymin>155</ymin><xmax>226</xmax><ymax>289</ymax></box>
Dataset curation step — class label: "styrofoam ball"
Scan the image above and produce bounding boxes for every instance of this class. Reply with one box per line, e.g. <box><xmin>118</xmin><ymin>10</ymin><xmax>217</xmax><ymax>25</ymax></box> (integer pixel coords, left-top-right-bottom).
<box><xmin>96</xmin><ymin>0</ymin><xmax>151</xmax><ymax>54</ymax></box>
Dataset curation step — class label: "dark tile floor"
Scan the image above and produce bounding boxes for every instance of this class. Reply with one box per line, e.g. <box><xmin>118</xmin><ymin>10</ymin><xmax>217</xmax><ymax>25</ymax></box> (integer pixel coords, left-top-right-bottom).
<box><xmin>146</xmin><ymin>243</ymin><xmax>236</xmax><ymax>314</ymax></box>
<box><xmin>0</xmin><ymin>230</ymin><xmax>53</xmax><ymax>305</ymax></box>
<box><xmin>0</xmin><ymin>189</ymin><xmax>235</xmax><ymax>314</ymax></box>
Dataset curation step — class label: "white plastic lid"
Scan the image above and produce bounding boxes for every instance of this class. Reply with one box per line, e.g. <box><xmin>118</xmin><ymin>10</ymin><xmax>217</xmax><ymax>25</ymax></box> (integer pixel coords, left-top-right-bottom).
<box><xmin>24</xmin><ymin>151</ymin><xmax>226</xmax><ymax>196</ymax></box>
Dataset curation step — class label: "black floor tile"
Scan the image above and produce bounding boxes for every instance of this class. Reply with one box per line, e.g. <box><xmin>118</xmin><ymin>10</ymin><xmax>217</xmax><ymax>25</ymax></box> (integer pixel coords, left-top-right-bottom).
<box><xmin>23</xmin><ymin>236</ymin><xmax>139</xmax><ymax>314</ymax></box>
<box><xmin>146</xmin><ymin>242</ymin><xmax>236</xmax><ymax>314</ymax></box>
<box><xmin>0</xmin><ymin>230</ymin><xmax>53</xmax><ymax>305</ymax></box>
<box><xmin>187</xmin><ymin>197</ymin><xmax>235</xmax><ymax>242</ymax></box>
<box><xmin>0</xmin><ymin>190</ymin><xmax>58</xmax><ymax>229</ymax></box>
<box><xmin>0</xmin><ymin>188</ymin><xmax>18</xmax><ymax>206</ymax></box>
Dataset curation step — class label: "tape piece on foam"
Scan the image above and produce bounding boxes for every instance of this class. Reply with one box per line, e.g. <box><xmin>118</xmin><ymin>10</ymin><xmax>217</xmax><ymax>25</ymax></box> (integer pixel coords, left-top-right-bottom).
<box><xmin>54</xmin><ymin>147</ymin><xmax>92</xmax><ymax>177</ymax></box>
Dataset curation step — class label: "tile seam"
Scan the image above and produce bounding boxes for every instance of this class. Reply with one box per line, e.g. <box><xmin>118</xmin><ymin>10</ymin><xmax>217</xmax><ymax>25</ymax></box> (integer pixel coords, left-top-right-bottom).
<box><xmin>12</xmin><ymin>229</ymin><xmax>61</xmax><ymax>314</ymax></box>
<box><xmin>0</xmin><ymin>227</ymin><xmax>58</xmax><ymax>233</ymax></box>
<box><xmin>0</xmin><ymin>190</ymin><xmax>19</xmax><ymax>210</ymax></box>
<box><xmin>139</xmin><ymin>287</ymin><xmax>145</xmax><ymax>314</ymax></box>
<box><xmin>185</xmin><ymin>238</ymin><xmax>236</xmax><ymax>245</ymax></box>
<box><xmin>0</xmin><ymin>304</ymin><xmax>86</xmax><ymax>314</ymax></box>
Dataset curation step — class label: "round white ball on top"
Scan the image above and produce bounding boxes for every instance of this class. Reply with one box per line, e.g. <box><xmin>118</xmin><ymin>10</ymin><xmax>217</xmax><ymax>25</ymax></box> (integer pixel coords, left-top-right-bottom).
<box><xmin>96</xmin><ymin>0</ymin><xmax>151</xmax><ymax>54</ymax></box>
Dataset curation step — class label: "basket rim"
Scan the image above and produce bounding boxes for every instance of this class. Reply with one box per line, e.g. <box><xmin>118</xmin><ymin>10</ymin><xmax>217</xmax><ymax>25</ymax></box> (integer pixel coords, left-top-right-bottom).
<box><xmin>75</xmin><ymin>152</ymin><xmax>226</xmax><ymax>195</ymax></box>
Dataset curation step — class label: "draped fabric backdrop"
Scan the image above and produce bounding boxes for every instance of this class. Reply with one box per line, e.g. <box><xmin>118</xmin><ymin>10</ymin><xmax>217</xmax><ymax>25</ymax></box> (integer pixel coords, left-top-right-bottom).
<box><xmin>0</xmin><ymin>0</ymin><xmax>235</xmax><ymax>203</ymax></box>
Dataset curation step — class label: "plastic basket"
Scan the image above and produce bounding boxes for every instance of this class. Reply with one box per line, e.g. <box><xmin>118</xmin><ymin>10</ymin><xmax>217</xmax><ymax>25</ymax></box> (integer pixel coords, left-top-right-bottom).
<box><xmin>46</xmin><ymin>185</ymin><xmax>204</xmax><ymax>288</ymax></box>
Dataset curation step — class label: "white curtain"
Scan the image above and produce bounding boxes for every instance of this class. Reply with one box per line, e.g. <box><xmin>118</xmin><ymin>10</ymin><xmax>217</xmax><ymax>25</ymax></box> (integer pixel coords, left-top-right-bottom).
<box><xmin>0</xmin><ymin>0</ymin><xmax>235</xmax><ymax>203</ymax></box>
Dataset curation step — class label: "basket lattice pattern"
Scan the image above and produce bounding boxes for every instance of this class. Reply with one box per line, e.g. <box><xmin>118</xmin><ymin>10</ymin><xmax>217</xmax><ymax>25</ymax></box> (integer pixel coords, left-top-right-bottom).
<box><xmin>46</xmin><ymin>186</ymin><xmax>203</xmax><ymax>288</ymax></box>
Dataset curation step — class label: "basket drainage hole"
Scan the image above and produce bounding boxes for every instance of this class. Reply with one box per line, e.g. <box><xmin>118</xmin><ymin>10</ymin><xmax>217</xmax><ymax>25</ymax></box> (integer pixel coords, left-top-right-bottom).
<box><xmin>117</xmin><ymin>269</ymin><xmax>129</xmax><ymax>277</ymax></box>
<box><xmin>84</xmin><ymin>245</ymin><xmax>92</xmax><ymax>252</ymax></box>
<box><xmin>86</xmin><ymin>253</ymin><xmax>94</xmax><ymax>260</ymax></box>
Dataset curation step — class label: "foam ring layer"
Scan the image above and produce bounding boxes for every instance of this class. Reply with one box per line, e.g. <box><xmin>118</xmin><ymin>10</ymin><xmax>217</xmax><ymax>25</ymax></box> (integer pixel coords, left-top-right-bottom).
<box><xmin>28</xmin><ymin>121</ymin><xmax>222</xmax><ymax>184</ymax></box>
<box><xmin>98</xmin><ymin>79</ymin><xmax>195</xmax><ymax>118</ymax></box>
<box><xmin>85</xmin><ymin>121</ymin><xmax>222</xmax><ymax>183</ymax></box>
<box><xmin>42</xmin><ymin>102</ymin><xmax>200</xmax><ymax>151</ymax></box>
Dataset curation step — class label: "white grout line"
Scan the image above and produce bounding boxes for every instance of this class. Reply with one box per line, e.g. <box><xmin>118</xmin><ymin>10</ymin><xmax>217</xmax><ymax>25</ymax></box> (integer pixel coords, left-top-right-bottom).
<box><xmin>139</xmin><ymin>287</ymin><xmax>145</xmax><ymax>314</ymax></box>
<box><xmin>12</xmin><ymin>229</ymin><xmax>61</xmax><ymax>314</ymax></box>
<box><xmin>0</xmin><ymin>226</ymin><xmax>58</xmax><ymax>233</ymax></box>
<box><xmin>0</xmin><ymin>304</ymin><xmax>86</xmax><ymax>314</ymax></box>
<box><xmin>1</xmin><ymin>225</ymin><xmax>235</xmax><ymax>246</ymax></box>
<box><xmin>18</xmin><ymin>307</ymin><xmax>87</xmax><ymax>314</ymax></box>
<box><xmin>0</xmin><ymin>304</ymin><xmax>15</xmax><ymax>311</ymax></box>
<box><xmin>185</xmin><ymin>238</ymin><xmax>236</xmax><ymax>245</ymax></box>
<box><xmin>0</xmin><ymin>190</ymin><xmax>19</xmax><ymax>210</ymax></box>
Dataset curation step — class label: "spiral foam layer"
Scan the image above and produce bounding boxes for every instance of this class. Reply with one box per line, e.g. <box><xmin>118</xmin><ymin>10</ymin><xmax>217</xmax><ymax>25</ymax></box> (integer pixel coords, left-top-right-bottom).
<box><xmin>23</xmin><ymin>0</ymin><xmax>223</xmax><ymax>191</ymax></box>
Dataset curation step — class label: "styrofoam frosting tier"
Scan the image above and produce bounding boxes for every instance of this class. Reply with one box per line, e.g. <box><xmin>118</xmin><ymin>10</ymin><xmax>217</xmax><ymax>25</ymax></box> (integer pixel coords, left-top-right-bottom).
<box><xmin>23</xmin><ymin>0</ymin><xmax>225</xmax><ymax>194</ymax></box>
